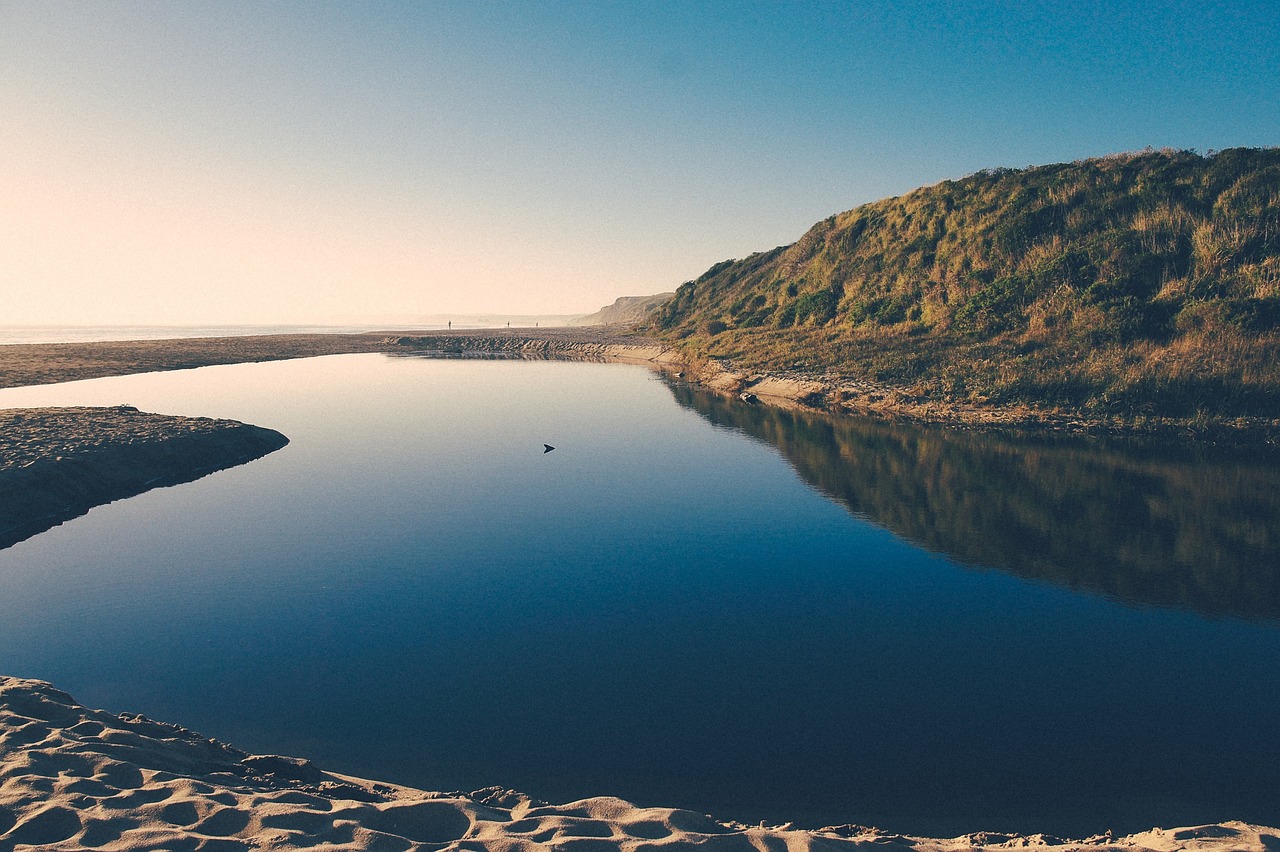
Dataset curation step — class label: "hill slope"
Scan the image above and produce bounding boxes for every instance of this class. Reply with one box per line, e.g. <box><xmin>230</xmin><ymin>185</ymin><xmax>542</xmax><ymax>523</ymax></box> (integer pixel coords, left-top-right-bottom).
<box><xmin>653</xmin><ymin>148</ymin><xmax>1280</xmax><ymax>419</ymax></box>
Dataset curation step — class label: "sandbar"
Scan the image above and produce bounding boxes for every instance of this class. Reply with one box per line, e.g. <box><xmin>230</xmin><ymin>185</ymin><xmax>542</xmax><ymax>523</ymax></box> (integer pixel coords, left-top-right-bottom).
<box><xmin>0</xmin><ymin>406</ymin><xmax>287</xmax><ymax>549</ymax></box>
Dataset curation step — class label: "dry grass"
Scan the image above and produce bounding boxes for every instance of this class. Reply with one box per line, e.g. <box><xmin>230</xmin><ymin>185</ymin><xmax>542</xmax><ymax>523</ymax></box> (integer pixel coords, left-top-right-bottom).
<box><xmin>653</xmin><ymin>148</ymin><xmax>1280</xmax><ymax>421</ymax></box>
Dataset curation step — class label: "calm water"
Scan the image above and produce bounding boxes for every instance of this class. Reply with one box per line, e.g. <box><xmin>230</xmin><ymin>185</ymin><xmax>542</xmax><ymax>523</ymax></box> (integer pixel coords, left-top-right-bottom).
<box><xmin>0</xmin><ymin>355</ymin><xmax>1277</xmax><ymax>837</ymax></box>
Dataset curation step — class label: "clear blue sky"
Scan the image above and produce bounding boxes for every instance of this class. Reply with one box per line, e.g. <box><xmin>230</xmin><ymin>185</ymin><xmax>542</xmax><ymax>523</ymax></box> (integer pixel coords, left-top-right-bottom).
<box><xmin>2</xmin><ymin>0</ymin><xmax>1276</xmax><ymax>324</ymax></box>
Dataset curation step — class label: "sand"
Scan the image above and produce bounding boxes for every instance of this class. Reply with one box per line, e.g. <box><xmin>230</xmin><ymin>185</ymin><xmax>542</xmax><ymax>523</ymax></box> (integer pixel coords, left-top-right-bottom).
<box><xmin>0</xmin><ymin>406</ymin><xmax>287</xmax><ymax>549</ymax></box>
<box><xmin>0</xmin><ymin>334</ymin><xmax>385</xmax><ymax>389</ymax></box>
<box><xmin>0</xmin><ymin>330</ymin><xmax>662</xmax><ymax>390</ymax></box>
<box><xmin>1</xmin><ymin>677</ymin><xmax>1275</xmax><ymax>852</ymax></box>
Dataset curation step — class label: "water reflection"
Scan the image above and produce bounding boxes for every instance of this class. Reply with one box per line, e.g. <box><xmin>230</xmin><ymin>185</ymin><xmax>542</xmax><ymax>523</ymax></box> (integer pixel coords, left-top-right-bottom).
<box><xmin>3</xmin><ymin>357</ymin><xmax>1279</xmax><ymax>835</ymax></box>
<box><xmin>667</xmin><ymin>382</ymin><xmax>1280</xmax><ymax>621</ymax></box>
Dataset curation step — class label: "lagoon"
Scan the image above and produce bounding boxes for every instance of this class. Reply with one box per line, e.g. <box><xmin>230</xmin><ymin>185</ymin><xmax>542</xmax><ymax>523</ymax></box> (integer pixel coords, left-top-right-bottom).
<box><xmin>0</xmin><ymin>354</ymin><xmax>1277</xmax><ymax>837</ymax></box>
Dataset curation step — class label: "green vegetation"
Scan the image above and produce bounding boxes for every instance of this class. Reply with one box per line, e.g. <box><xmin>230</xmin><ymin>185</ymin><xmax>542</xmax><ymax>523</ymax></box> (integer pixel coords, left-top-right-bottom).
<box><xmin>652</xmin><ymin>148</ymin><xmax>1280</xmax><ymax>418</ymax></box>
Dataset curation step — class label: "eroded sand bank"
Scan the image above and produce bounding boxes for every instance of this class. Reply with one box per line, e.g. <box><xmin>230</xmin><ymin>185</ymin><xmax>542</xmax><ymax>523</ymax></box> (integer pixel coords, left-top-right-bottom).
<box><xmin>0</xmin><ymin>678</ymin><xmax>1275</xmax><ymax>852</ymax></box>
<box><xmin>0</xmin><ymin>406</ymin><xmax>288</xmax><ymax>549</ymax></box>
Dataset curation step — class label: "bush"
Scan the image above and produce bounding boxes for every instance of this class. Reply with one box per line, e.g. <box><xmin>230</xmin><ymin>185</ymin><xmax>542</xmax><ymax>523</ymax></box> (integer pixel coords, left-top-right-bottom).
<box><xmin>954</xmin><ymin>276</ymin><xmax>1028</xmax><ymax>334</ymax></box>
<box><xmin>1221</xmin><ymin>297</ymin><xmax>1280</xmax><ymax>333</ymax></box>
<box><xmin>848</xmin><ymin>294</ymin><xmax>915</xmax><ymax>326</ymax></box>
<box><xmin>793</xmin><ymin>288</ymin><xmax>841</xmax><ymax>325</ymax></box>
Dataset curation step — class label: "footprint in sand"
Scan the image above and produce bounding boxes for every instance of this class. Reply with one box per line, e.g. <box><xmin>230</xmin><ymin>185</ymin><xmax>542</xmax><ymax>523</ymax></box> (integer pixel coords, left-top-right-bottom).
<box><xmin>6</xmin><ymin>804</ymin><xmax>83</xmax><ymax>845</ymax></box>
<box><xmin>193</xmin><ymin>805</ymin><xmax>253</xmax><ymax>837</ymax></box>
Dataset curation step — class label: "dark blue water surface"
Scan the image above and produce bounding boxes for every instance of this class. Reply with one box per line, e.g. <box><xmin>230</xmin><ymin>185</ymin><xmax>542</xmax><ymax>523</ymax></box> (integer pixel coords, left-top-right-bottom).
<box><xmin>0</xmin><ymin>354</ymin><xmax>1277</xmax><ymax>837</ymax></box>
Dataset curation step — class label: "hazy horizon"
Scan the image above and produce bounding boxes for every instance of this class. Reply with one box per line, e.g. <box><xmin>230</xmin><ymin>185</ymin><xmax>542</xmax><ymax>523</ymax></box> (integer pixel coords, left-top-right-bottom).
<box><xmin>3</xmin><ymin>1</ymin><xmax>1276</xmax><ymax>326</ymax></box>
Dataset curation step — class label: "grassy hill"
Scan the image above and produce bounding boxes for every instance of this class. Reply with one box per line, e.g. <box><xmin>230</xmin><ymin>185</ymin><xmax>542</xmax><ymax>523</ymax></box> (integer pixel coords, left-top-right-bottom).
<box><xmin>652</xmin><ymin>148</ymin><xmax>1280</xmax><ymax>419</ymax></box>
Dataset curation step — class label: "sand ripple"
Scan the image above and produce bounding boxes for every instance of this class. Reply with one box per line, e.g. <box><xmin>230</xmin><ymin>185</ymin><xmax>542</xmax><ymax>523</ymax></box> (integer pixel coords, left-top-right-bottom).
<box><xmin>1</xmin><ymin>677</ymin><xmax>1275</xmax><ymax>851</ymax></box>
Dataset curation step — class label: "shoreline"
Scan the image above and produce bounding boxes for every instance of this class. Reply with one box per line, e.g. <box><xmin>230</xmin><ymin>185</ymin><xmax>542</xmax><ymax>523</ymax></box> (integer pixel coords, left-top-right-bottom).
<box><xmin>384</xmin><ymin>332</ymin><xmax>1280</xmax><ymax>448</ymax></box>
<box><xmin>684</xmin><ymin>359</ymin><xmax>1280</xmax><ymax>449</ymax></box>
<box><xmin>1</xmin><ymin>676</ymin><xmax>1275</xmax><ymax>851</ymax></box>
<box><xmin>0</xmin><ymin>406</ymin><xmax>288</xmax><ymax>549</ymax></box>
<box><xmin>2</xmin><ymin>329</ymin><xmax>1276</xmax><ymax>446</ymax></box>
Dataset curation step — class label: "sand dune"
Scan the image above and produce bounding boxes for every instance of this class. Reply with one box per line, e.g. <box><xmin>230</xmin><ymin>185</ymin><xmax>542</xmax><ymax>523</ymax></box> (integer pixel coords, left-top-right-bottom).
<box><xmin>1</xmin><ymin>677</ymin><xmax>1275</xmax><ymax>852</ymax></box>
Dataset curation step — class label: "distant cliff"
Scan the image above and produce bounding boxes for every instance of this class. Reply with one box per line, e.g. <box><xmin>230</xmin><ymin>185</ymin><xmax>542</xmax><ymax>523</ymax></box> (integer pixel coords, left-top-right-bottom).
<box><xmin>571</xmin><ymin>293</ymin><xmax>674</xmax><ymax>326</ymax></box>
<box><xmin>653</xmin><ymin>148</ymin><xmax>1280</xmax><ymax>419</ymax></box>
<box><xmin>0</xmin><ymin>406</ymin><xmax>288</xmax><ymax>549</ymax></box>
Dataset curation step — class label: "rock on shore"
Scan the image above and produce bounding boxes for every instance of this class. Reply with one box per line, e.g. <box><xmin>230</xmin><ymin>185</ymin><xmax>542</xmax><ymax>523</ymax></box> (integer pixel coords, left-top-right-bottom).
<box><xmin>0</xmin><ymin>406</ymin><xmax>288</xmax><ymax>549</ymax></box>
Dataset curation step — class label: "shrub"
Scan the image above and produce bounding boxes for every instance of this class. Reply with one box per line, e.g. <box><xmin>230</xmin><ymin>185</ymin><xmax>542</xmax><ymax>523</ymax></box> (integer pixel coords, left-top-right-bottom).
<box><xmin>1221</xmin><ymin>297</ymin><xmax>1280</xmax><ymax>332</ymax></box>
<box><xmin>849</xmin><ymin>293</ymin><xmax>915</xmax><ymax>326</ymax></box>
<box><xmin>793</xmin><ymin>288</ymin><xmax>841</xmax><ymax>325</ymax></box>
<box><xmin>955</xmin><ymin>276</ymin><xmax>1028</xmax><ymax>334</ymax></box>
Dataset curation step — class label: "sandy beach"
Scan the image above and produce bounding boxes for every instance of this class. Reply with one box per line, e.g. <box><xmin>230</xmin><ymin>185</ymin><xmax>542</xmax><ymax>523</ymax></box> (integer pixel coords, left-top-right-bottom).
<box><xmin>0</xmin><ymin>329</ymin><xmax>664</xmax><ymax>390</ymax></box>
<box><xmin>0</xmin><ymin>334</ymin><xmax>390</xmax><ymax>389</ymax></box>
<box><xmin>2</xmin><ymin>676</ymin><xmax>1275</xmax><ymax>852</ymax></box>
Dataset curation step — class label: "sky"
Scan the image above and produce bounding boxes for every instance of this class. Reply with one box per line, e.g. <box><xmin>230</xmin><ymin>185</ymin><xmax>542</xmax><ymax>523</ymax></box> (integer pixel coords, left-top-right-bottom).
<box><xmin>1</xmin><ymin>1</ymin><xmax>1277</xmax><ymax>326</ymax></box>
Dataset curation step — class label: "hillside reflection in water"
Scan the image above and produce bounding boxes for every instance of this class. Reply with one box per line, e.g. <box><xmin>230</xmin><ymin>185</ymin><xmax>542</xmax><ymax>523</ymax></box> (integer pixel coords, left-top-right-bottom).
<box><xmin>668</xmin><ymin>381</ymin><xmax>1280</xmax><ymax>621</ymax></box>
<box><xmin>2</xmin><ymin>357</ymin><xmax>1278</xmax><ymax>837</ymax></box>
